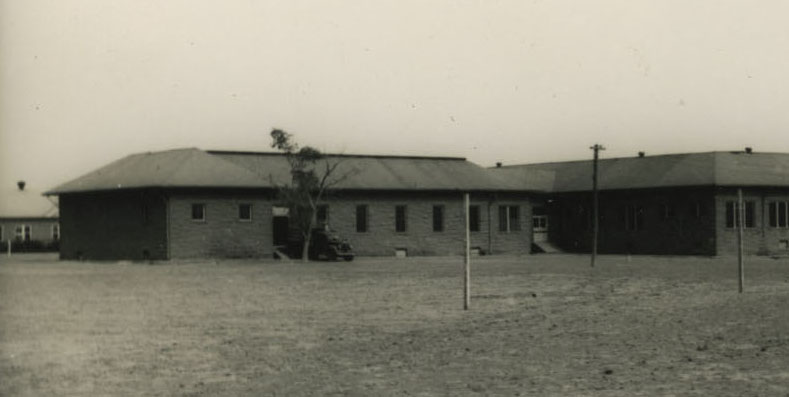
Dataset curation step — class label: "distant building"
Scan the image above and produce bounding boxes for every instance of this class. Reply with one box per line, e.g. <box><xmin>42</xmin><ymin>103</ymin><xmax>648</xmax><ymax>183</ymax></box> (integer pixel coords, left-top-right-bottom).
<box><xmin>46</xmin><ymin>148</ymin><xmax>535</xmax><ymax>260</ymax></box>
<box><xmin>0</xmin><ymin>181</ymin><xmax>60</xmax><ymax>252</ymax></box>
<box><xmin>492</xmin><ymin>150</ymin><xmax>789</xmax><ymax>256</ymax></box>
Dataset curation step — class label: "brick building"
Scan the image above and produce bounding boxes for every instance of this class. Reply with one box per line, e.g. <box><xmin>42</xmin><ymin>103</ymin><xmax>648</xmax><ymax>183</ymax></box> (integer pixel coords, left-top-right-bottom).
<box><xmin>492</xmin><ymin>150</ymin><xmax>789</xmax><ymax>256</ymax></box>
<box><xmin>1</xmin><ymin>181</ymin><xmax>60</xmax><ymax>252</ymax></box>
<box><xmin>47</xmin><ymin>148</ymin><xmax>533</xmax><ymax>260</ymax></box>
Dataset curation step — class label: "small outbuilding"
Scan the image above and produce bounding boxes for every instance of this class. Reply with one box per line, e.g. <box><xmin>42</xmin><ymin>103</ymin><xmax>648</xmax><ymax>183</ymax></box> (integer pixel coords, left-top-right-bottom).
<box><xmin>1</xmin><ymin>181</ymin><xmax>60</xmax><ymax>252</ymax></box>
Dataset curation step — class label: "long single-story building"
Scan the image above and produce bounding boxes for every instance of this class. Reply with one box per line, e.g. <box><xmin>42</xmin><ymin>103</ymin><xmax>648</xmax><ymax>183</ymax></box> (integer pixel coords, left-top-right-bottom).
<box><xmin>1</xmin><ymin>181</ymin><xmax>60</xmax><ymax>252</ymax></box>
<box><xmin>492</xmin><ymin>149</ymin><xmax>789</xmax><ymax>256</ymax></box>
<box><xmin>46</xmin><ymin>148</ymin><xmax>535</xmax><ymax>260</ymax></box>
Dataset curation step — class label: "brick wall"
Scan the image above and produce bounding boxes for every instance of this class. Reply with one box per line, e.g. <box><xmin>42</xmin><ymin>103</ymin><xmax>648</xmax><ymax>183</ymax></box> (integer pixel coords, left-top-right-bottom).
<box><xmin>316</xmin><ymin>191</ymin><xmax>532</xmax><ymax>256</ymax></box>
<box><xmin>550</xmin><ymin>188</ymin><xmax>717</xmax><ymax>255</ymax></box>
<box><xmin>168</xmin><ymin>192</ymin><xmax>273</xmax><ymax>259</ymax></box>
<box><xmin>59</xmin><ymin>190</ymin><xmax>167</xmax><ymax>260</ymax></box>
<box><xmin>714</xmin><ymin>187</ymin><xmax>789</xmax><ymax>256</ymax></box>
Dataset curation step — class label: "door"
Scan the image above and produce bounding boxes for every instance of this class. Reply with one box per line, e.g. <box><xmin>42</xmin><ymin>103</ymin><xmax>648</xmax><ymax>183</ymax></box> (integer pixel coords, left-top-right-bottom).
<box><xmin>532</xmin><ymin>206</ymin><xmax>548</xmax><ymax>243</ymax></box>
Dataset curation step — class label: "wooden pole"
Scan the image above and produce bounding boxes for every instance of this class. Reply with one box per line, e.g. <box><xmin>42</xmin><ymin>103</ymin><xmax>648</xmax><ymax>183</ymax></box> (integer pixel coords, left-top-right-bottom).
<box><xmin>738</xmin><ymin>188</ymin><xmax>744</xmax><ymax>293</ymax></box>
<box><xmin>590</xmin><ymin>144</ymin><xmax>605</xmax><ymax>267</ymax></box>
<box><xmin>464</xmin><ymin>193</ymin><xmax>471</xmax><ymax>310</ymax></box>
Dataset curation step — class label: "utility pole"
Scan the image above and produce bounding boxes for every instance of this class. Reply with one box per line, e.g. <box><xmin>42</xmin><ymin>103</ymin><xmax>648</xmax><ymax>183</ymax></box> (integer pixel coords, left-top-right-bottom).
<box><xmin>590</xmin><ymin>144</ymin><xmax>605</xmax><ymax>267</ymax></box>
<box><xmin>737</xmin><ymin>188</ymin><xmax>745</xmax><ymax>293</ymax></box>
<box><xmin>463</xmin><ymin>192</ymin><xmax>471</xmax><ymax>310</ymax></box>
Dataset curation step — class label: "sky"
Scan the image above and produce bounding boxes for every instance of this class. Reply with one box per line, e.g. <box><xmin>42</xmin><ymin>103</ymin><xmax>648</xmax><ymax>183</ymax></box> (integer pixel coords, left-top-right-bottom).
<box><xmin>2</xmin><ymin>0</ymin><xmax>789</xmax><ymax>192</ymax></box>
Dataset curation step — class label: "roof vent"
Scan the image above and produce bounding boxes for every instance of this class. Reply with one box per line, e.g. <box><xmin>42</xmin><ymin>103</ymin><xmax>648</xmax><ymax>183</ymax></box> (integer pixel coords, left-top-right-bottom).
<box><xmin>17</xmin><ymin>180</ymin><xmax>25</xmax><ymax>191</ymax></box>
<box><xmin>638</xmin><ymin>151</ymin><xmax>645</xmax><ymax>158</ymax></box>
<box><xmin>496</xmin><ymin>162</ymin><xmax>502</xmax><ymax>168</ymax></box>
<box><xmin>745</xmin><ymin>147</ymin><xmax>753</xmax><ymax>154</ymax></box>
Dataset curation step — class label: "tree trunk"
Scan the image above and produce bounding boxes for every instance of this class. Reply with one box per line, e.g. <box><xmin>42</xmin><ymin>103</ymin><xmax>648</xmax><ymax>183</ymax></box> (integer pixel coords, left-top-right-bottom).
<box><xmin>301</xmin><ymin>209</ymin><xmax>317</xmax><ymax>262</ymax></box>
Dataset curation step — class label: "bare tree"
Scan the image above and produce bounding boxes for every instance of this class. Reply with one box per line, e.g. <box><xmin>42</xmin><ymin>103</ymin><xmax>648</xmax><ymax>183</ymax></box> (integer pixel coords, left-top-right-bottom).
<box><xmin>270</xmin><ymin>129</ymin><xmax>353</xmax><ymax>262</ymax></box>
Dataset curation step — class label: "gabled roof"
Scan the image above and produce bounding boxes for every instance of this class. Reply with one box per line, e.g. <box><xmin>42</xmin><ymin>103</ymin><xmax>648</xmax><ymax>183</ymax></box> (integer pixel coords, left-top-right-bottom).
<box><xmin>46</xmin><ymin>148</ymin><xmax>269</xmax><ymax>194</ymax></box>
<box><xmin>492</xmin><ymin>151</ymin><xmax>789</xmax><ymax>193</ymax></box>
<box><xmin>47</xmin><ymin>148</ymin><xmax>527</xmax><ymax>195</ymax></box>
<box><xmin>0</xmin><ymin>187</ymin><xmax>58</xmax><ymax>218</ymax></box>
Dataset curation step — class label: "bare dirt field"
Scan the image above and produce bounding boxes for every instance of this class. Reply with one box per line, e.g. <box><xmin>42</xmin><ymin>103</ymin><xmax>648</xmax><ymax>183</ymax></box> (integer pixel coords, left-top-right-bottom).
<box><xmin>1</xmin><ymin>253</ymin><xmax>788</xmax><ymax>396</ymax></box>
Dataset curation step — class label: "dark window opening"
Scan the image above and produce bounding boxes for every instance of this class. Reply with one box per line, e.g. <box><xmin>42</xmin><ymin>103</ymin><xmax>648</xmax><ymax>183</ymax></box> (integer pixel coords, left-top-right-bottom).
<box><xmin>432</xmin><ymin>205</ymin><xmax>444</xmax><ymax>232</ymax></box>
<box><xmin>395</xmin><ymin>205</ymin><xmax>407</xmax><ymax>232</ymax></box>
<box><xmin>768</xmin><ymin>201</ymin><xmax>788</xmax><ymax>228</ymax></box>
<box><xmin>469</xmin><ymin>205</ymin><xmax>480</xmax><ymax>232</ymax></box>
<box><xmin>726</xmin><ymin>201</ymin><xmax>755</xmax><ymax>228</ymax></box>
<box><xmin>498</xmin><ymin>205</ymin><xmax>520</xmax><ymax>232</ymax></box>
<box><xmin>356</xmin><ymin>205</ymin><xmax>368</xmax><ymax>232</ymax></box>
<box><xmin>624</xmin><ymin>205</ymin><xmax>645</xmax><ymax>231</ymax></box>
<box><xmin>191</xmin><ymin>203</ymin><xmax>205</xmax><ymax>221</ymax></box>
<box><xmin>239</xmin><ymin>204</ymin><xmax>252</xmax><ymax>221</ymax></box>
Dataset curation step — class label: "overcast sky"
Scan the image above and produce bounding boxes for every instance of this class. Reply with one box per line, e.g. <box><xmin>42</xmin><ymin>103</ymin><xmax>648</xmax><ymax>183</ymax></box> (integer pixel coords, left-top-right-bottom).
<box><xmin>2</xmin><ymin>0</ymin><xmax>789</xmax><ymax>191</ymax></box>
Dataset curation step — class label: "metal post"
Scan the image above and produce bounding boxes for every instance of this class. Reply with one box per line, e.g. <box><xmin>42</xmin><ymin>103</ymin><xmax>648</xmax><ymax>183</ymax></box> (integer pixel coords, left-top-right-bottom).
<box><xmin>738</xmin><ymin>188</ymin><xmax>744</xmax><ymax>293</ymax></box>
<box><xmin>6</xmin><ymin>239</ymin><xmax>10</xmax><ymax>257</ymax></box>
<box><xmin>590</xmin><ymin>144</ymin><xmax>605</xmax><ymax>267</ymax></box>
<box><xmin>464</xmin><ymin>193</ymin><xmax>471</xmax><ymax>310</ymax></box>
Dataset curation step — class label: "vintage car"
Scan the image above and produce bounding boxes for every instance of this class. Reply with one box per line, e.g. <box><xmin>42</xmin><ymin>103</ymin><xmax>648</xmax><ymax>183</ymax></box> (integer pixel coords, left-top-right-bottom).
<box><xmin>307</xmin><ymin>228</ymin><xmax>354</xmax><ymax>261</ymax></box>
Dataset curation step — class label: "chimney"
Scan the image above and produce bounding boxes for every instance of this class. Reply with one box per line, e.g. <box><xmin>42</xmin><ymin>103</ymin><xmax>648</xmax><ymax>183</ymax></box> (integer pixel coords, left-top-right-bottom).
<box><xmin>745</xmin><ymin>147</ymin><xmax>753</xmax><ymax>154</ymax></box>
<box><xmin>17</xmin><ymin>180</ymin><xmax>25</xmax><ymax>191</ymax></box>
<box><xmin>638</xmin><ymin>151</ymin><xmax>645</xmax><ymax>158</ymax></box>
<box><xmin>495</xmin><ymin>162</ymin><xmax>502</xmax><ymax>168</ymax></box>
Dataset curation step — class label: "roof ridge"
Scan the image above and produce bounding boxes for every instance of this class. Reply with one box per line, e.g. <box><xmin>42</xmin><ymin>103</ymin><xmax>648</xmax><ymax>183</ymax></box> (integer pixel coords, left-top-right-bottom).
<box><xmin>208</xmin><ymin>150</ymin><xmax>467</xmax><ymax>161</ymax></box>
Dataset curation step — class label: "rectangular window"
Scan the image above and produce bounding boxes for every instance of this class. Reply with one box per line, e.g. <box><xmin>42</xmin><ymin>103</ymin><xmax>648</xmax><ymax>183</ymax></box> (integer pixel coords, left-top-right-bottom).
<box><xmin>469</xmin><ymin>205</ymin><xmax>480</xmax><ymax>232</ymax></box>
<box><xmin>726</xmin><ymin>201</ymin><xmax>755</xmax><ymax>228</ymax></box>
<box><xmin>623</xmin><ymin>205</ymin><xmax>645</xmax><ymax>231</ymax></box>
<box><xmin>238</xmin><ymin>203</ymin><xmax>252</xmax><ymax>221</ymax></box>
<box><xmin>432</xmin><ymin>205</ymin><xmax>444</xmax><ymax>232</ymax></box>
<box><xmin>691</xmin><ymin>201</ymin><xmax>706</xmax><ymax>218</ymax></box>
<box><xmin>52</xmin><ymin>224</ymin><xmax>60</xmax><ymax>241</ymax></box>
<box><xmin>15</xmin><ymin>225</ymin><xmax>31</xmax><ymax>241</ymax></box>
<box><xmin>316</xmin><ymin>205</ymin><xmax>328</xmax><ymax>225</ymax></box>
<box><xmin>191</xmin><ymin>204</ymin><xmax>205</xmax><ymax>221</ymax></box>
<box><xmin>498</xmin><ymin>205</ymin><xmax>520</xmax><ymax>232</ymax></box>
<box><xmin>356</xmin><ymin>205</ymin><xmax>368</xmax><ymax>232</ymax></box>
<box><xmin>509</xmin><ymin>206</ymin><xmax>521</xmax><ymax>231</ymax></box>
<box><xmin>661</xmin><ymin>204</ymin><xmax>675</xmax><ymax>220</ymax></box>
<box><xmin>395</xmin><ymin>205</ymin><xmax>407</xmax><ymax>232</ymax></box>
<box><xmin>768</xmin><ymin>201</ymin><xmax>789</xmax><ymax>228</ymax></box>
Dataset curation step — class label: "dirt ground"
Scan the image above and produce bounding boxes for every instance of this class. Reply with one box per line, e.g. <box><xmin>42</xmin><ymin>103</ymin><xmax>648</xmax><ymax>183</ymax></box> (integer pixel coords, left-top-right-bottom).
<box><xmin>1</xmin><ymin>253</ymin><xmax>788</xmax><ymax>396</ymax></box>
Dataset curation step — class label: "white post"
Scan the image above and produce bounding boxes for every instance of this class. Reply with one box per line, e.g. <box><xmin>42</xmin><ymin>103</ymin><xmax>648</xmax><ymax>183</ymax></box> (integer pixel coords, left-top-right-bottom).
<box><xmin>738</xmin><ymin>188</ymin><xmax>745</xmax><ymax>293</ymax></box>
<box><xmin>464</xmin><ymin>193</ymin><xmax>471</xmax><ymax>310</ymax></box>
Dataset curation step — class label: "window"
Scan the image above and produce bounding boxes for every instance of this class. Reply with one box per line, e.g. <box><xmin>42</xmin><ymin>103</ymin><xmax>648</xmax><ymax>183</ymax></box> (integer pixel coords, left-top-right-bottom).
<box><xmin>469</xmin><ymin>205</ymin><xmax>480</xmax><ymax>232</ymax></box>
<box><xmin>52</xmin><ymin>224</ymin><xmax>60</xmax><ymax>241</ymax></box>
<box><xmin>768</xmin><ymin>201</ymin><xmax>788</xmax><ymax>228</ymax></box>
<box><xmin>623</xmin><ymin>205</ymin><xmax>645</xmax><ymax>231</ymax></box>
<box><xmin>316</xmin><ymin>205</ymin><xmax>328</xmax><ymax>225</ymax></box>
<box><xmin>356</xmin><ymin>205</ymin><xmax>368</xmax><ymax>232</ymax></box>
<box><xmin>498</xmin><ymin>205</ymin><xmax>520</xmax><ymax>232</ymax></box>
<box><xmin>432</xmin><ymin>205</ymin><xmax>444</xmax><ymax>232</ymax></box>
<box><xmin>238</xmin><ymin>204</ymin><xmax>252</xmax><ymax>221</ymax></box>
<box><xmin>691</xmin><ymin>201</ymin><xmax>706</xmax><ymax>218</ymax></box>
<box><xmin>15</xmin><ymin>225</ymin><xmax>31</xmax><ymax>241</ymax></box>
<box><xmin>725</xmin><ymin>201</ymin><xmax>755</xmax><ymax>228</ymax></box>
<box><xmin>661</xmin><ymin>204</ymin><xmax>675</xmax><ymax>220</ymax></box>
<box><xmin>191</xmin><ymin>203</ymin><xmax>205</xmax><ymax>221</ymax></box>
<box><xmin>141</xmin><ymin>204</ymin><xmax>149</xmax><ymax>224</ymax></box>
<box><xmin>395</xmin><ymin>205</ymin><xmax>407</xmax><ymax>232</ymax></box>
